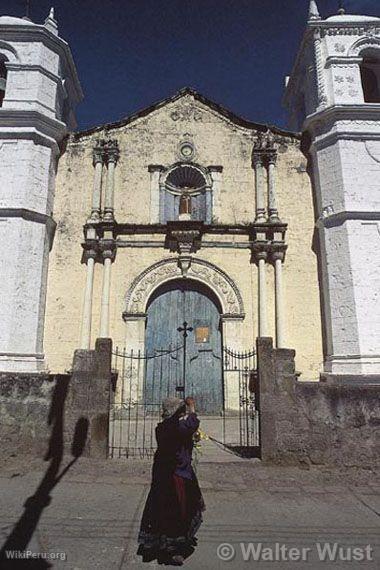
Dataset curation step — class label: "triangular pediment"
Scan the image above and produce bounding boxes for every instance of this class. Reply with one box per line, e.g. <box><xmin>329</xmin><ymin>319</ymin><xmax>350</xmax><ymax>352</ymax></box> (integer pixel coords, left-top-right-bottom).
<box><xmin>74</xmin><ymin>87</ymin><xmax>297</xmax><ymax>140</ymax></box>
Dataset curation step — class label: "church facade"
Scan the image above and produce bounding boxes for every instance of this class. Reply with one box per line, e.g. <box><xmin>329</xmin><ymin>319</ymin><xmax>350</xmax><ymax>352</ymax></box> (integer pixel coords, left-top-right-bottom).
<box><xmin>43</xmin><ymin>89</ymin><xmax>323</xmax><ymax>389</ymax></box>
<box><xmin>0</xmin><ymin>2</ymin><xmax>379</xmax><ymax>412</ymax></box>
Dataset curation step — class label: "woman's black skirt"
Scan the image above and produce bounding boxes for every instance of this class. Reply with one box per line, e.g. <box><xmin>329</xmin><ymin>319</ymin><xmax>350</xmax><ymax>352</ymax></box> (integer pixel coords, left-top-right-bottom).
<box><xmin>137</xmin><ymin>470</ymin><xmax>205</xmax><ymax>557</ymax></box>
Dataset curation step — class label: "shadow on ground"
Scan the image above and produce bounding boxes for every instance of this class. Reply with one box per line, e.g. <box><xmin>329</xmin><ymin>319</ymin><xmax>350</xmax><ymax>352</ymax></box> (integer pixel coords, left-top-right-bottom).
<box><xmin>0</xmin><ymin>377</ymin><xmax>88</xmax><ymax>569</ymax></box>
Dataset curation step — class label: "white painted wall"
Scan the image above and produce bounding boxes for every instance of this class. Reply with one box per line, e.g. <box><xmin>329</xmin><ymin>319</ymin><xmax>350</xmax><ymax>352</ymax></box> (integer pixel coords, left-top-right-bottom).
<box><xmin>285</xmin><ymin>12</ymin><xmax>380</xmax><ymax>375</ymax></box>
<box><xmin>0</xmin><ymin>15</ymin><xmax>82</xmax><ymax>371</ymax></box>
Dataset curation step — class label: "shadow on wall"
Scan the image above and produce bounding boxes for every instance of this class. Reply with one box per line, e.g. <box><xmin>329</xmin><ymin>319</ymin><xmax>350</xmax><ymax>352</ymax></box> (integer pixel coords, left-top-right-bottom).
<box><xmin>0</xmin><ymin>377</ymin><xmax>89</xmax><ymax>569</ymax></box>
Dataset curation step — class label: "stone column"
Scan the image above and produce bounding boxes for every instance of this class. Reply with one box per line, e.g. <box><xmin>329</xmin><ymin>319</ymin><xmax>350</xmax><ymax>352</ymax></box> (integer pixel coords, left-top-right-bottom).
<box><xmin>208</xmin><ymin>166</ymin><xmax>223</xmax><ymax>222</ymax></box>
<box><xmin>99</xmin><ymin>242</ymin><xmax>115</xmax><ymax>338</ymax></box>
<box><xmin>148</xmin><ymin>165</ymin><xmax>164</xmax><ymax>223</ymax></box>
<box><xmin>90</xmin><ymin>142</ymin><xmax>104</xmax><ymax>220</ymax></box>
<box><xmin>257</xmin><ymin>251</ymin><xmax>268</xmax><ymax>336</ymax></box>
<box><xmin>272</xmin><ymin>251</ymin><xmax>285</xmax><ymax>348</ymax></box>
<box><xmin>205</xmin><ymin>187</ymin><xmax>213</xmax><ymax>223</ymax></box>
<box><xmin>104</xmin><ymin>141</ymin><xmax>119</xmax><ymax>222</ymax></box>
<box><xmin>80</xmin><ymin>245</ymin><xmax>97</xmax><ymax>349</ymax></box>
<box><xmin>253</xmin><ymin>155</ymin><xmax>266</xmax><ymax>222</ymax></box>
<box><xmin>267</xmin><ymin>152</ymin><xmax>280</xmax><ymax>222</ymax></box>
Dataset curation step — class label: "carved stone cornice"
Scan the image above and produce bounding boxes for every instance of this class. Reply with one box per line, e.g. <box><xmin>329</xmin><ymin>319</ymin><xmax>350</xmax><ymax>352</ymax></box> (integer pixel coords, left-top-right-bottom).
<box><xmin>318</xmin><ymin>24</ymin><xmax>380</xmax><ymax>37</ymax></box>
<box><xmin>122</xmin><ymin>312</ymin><xmax>147</xmax><ymax>322</ymax></box>
<box><xmin>207</xmin><ymin>165</ymin><xmax>223</xmax><ymax>173</ymax></box>
<box><xmin>165</xmin><ymin>221</ymin><xmax>204</xmax><ymax>254</ymax></box>
<box><xmin>148</xmin><ymin>164</ymin><xmax>165</xmax><ymax>173</ymax></box>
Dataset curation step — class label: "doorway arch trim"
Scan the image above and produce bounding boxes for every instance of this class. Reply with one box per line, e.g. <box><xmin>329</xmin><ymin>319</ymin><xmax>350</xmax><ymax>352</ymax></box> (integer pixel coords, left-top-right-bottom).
<box><xmin>123</xmin><ymin>257</ymin><xmax>245</xmax><ymax>319</ymax></box>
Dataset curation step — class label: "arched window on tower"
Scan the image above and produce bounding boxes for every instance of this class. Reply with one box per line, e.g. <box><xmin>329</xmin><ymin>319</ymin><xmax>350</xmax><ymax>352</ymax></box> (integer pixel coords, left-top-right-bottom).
<box><xmin>360</xmin><ymin>50</ymin><xmax>380</xmax><ymax>103</ymax></box>
<box><xmin>160</xmin><ymin>164</ymin><xmax>212</xmax><ymax>223</ymax></box>
<box><xmin>0</xmin><ymin>55</ymin><xmax>8</xmax><ymax>107</ymax></box>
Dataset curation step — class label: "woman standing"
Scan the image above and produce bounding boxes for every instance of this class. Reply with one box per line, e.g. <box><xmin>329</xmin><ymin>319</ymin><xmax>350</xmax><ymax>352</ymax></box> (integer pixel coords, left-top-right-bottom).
<box><xmin>137</xmin><ymin>396</ymin><xmax>205</xmax><ymax>565</ymax></box>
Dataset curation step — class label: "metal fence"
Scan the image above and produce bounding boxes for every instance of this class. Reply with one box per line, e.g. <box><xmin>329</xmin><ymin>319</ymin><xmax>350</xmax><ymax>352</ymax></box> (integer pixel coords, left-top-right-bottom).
<box><xmin>108</xmin><ymin>344</ymin><xmax>259</xmax><ymax>459</ymax></box>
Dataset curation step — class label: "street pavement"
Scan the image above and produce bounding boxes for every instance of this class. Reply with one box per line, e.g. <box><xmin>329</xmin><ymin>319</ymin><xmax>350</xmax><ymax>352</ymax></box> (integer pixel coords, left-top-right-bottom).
<box><xmin>0</xmin><ymin>441</ymin><xmax>379</xmax><ymax>569</ymax></box>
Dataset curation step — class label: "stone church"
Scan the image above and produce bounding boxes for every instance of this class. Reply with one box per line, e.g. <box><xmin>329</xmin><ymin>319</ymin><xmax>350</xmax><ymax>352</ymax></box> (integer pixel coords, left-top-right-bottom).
<box><xmin>0</xmin><ymin>2</ymin><xmax>380</xmax><ymax>418</ymax></box>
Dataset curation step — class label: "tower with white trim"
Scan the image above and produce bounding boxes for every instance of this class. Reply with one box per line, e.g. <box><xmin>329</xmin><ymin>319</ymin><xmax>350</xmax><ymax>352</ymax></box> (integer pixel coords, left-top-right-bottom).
<box><xmin>0</xmin><ymin>11</ymin><xmax>82</xmax><ymax>371</ymax></box>
<box><xmin>285</xmin><ymin>2</ymin><xmax>380</xmax><ymax>375</ymax></box>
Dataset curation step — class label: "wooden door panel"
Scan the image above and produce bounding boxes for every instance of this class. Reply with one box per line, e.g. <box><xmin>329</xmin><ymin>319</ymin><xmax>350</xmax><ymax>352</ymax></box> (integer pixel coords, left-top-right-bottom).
<box><xmin>144</xmin><ymin>280</ymin><xmax>223</xmax><ymax>414</ymax></box>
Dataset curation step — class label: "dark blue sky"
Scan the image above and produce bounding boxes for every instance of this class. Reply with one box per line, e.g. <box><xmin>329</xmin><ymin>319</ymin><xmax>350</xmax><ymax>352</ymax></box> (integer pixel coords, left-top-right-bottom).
<box><xmin>3</xmin><ymin>0</ymin><xmax>380</xmax><ymax>131</ymax></box>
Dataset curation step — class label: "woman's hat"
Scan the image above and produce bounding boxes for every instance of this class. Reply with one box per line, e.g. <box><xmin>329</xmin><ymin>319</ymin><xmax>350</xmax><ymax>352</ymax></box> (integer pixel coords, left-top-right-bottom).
<box><xmin>162</xmin><ymin>397</ymin><xmax>185</xmax><ymax>419</ymax></box>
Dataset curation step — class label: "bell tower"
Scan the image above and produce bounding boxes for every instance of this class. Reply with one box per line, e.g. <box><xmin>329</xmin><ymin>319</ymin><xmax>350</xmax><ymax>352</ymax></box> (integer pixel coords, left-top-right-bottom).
<box><xmin>0</xmin><ymin>11</ymin><xmax>82</xmax><ymax>371</ymax></box>
<box><xmin>284</xmin><ymin>2</ymin><xmax>380</xmax><ymax>375</ymax></box>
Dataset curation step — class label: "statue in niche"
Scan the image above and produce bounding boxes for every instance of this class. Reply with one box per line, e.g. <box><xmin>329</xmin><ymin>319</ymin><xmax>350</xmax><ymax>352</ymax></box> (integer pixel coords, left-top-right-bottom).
<box><xmin>179</xmin><ymin>192</ymin><xmax>192</xmax><ymax>221</ymax></box>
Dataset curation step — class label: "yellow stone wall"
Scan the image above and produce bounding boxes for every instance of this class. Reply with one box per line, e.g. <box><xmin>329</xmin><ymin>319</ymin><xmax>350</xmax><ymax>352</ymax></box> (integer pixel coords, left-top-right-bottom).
<box><xmin>44</xmin><ymin>94</ymin><xmax>323</xmax><ymax>379</ymax></box>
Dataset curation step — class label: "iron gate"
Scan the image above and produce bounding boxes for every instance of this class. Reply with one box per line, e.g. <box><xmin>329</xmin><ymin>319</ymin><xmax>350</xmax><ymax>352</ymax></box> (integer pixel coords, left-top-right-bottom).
<box><xmin>221</xmin><ymin>347</ymin><xmax>259</xmax><ymax>455</ymax></box>
<box><xmin>108</xmin><ymin>344</ymin><xmax>259</xmax><ymax>459</ymax></box>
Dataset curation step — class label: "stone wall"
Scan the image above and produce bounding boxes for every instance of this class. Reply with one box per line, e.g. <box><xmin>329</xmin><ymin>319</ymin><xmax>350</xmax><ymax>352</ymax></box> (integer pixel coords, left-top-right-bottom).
<box><xmin>65</xmin><ymin>338</ymin><xmax>112</xmax><ymax>459</ymax></box>
<box><xmin>0</xmin><ymin>372</ymin><xmax>66</xmax><ymax>457</ymax></box>
<box><xmin>257</xmin><ymin>338</ymin><xmax>380</xmax><ymax>467</ymax></box>
<box><xmin>0</xmin><ymin>339</ymin><xmax>112</xmax><ymax>460</ymax></box>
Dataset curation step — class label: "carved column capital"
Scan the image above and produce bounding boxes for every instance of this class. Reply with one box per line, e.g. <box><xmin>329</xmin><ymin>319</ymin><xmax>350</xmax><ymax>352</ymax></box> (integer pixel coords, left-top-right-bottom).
<box><xmin>93</xmin><ymin>146</ymin><xmax>104</xmax><ymax>166</ymax></box>
<box><xmin>99</xmin><ymin>239</ymin><xmax>117</xmax><ymax>262</ymax></box>
<box><xmin>270</xmin><ymin>250</ymin><xmax>285</xmax><ymax>263</ymax></box>
<box><xmin>252</xmin><ymin>153</ymin><xmax>264</xmax><ymax>168</ymax></box>
<box><xmin>269</xmin><ymin>243</ymin><xmax>287</xmax><ymax>264</ymax></box>
<box><xmin>267</xmin><ymin>151</ymin><xmax>277</xmax><ymax>166</ymax></box>
<box><xmin>250</xmin><ymin>243</ymin><xmax>270</xmax><ymax>265</ymax></box>
<box><xmin>81</xmin><ymin>239</ymin><xmax>99</xmax><ymax>263</ymax></box>
<box><xmin>105</xmin><ymin>140</ymin><xmax>120</xmax><ymax>164</ymax></box>
<box><xmin>255</xmin><ymin>250</ymin><xmax>268</xmax><ymax>262</ymax></box>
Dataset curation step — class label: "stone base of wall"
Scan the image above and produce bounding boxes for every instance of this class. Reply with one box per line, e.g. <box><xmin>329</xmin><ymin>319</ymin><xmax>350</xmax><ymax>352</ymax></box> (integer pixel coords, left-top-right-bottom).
<box><xmin>257</xmin><ymin>338</ymin><xmax>380</xmax><ymax>468</ymax></box>
<box><xmin>0</xmin><ymin>372</ymin><xmax>69</xmax><ymax>458</ymax></box>
<box><xmin>0</xmin><ymin>339</ymin><xmax>112</xmax><ymax>461</ymax></box>
<box><xmin>65</xmin><ymin>338</ymin><xmax>112</xmax><ymax>459</ymax></box>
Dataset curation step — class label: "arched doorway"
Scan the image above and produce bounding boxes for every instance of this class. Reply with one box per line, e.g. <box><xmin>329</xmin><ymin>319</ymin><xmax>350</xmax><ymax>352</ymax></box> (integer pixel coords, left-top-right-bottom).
<box><xmin>145</xmin><ymin>279</ymin><xmax>223</xmax><ymax>414</ymax></box>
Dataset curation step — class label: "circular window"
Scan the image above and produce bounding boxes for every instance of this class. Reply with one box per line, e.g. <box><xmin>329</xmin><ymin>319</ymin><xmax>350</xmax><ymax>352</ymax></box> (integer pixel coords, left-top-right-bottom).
<box><xmin>179</xmin><ymin>142</ymin><xmax>195</xmax><ymax>160</ymax></box>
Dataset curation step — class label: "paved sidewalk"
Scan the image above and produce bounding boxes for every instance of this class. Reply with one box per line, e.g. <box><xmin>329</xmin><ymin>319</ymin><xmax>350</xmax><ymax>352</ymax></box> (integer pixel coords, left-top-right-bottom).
<box><xmin>0</xmin><ymin>446</ymin><xmax>379</xmax><ymax>569</ymax></box>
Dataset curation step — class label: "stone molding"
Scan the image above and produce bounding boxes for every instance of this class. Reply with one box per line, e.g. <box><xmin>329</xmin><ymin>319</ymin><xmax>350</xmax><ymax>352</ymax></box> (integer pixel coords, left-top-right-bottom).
<box><xmin>306</xmin><ymin>21</ymin><xmax>380</xmax><ymax>36</ymax></box>
<box><xmin>124</xmin><ymin>257</ymin><xmax>245</xmax><ymax>317</ymax></box>
<box><xmin>325</xmin><ymin>56</ymin><xmax>362</xmax><ymax>68</ymax></box>
<box><xmin>0</xmin><ymin>24</ymin><xmax>83</xmax><ymax>102</ymax></box>
<box><xmin>348</xmin><ymin>36</ymin><xmax>380</xmax><ymax>56</ymax></box>
<box><xmin>0</xmin><ymin>40</ymin><xmax>19</xmax><ymax>62</ymax></box>
<box><xmin>0</xmin><ymin>109</ymin><xmax>67</xmax><ymax>145</ymax></box>
<box><xmin>6</xmin><ymin>63</ymin><xmax>62</xmax><ymax>85</ymax></box>
<box><xmin>313</xmin><ymin>28</ymin><xmax>328</xmax><ymax>109</ymax></box>
<box><xmin>315</xmin><ymin>210</ymin><xmax>380</xmax><ymax>229</ymax></box>
<box><xmin>304</xmin><ymin>105</ymin><xmax>380</xmax><ymax>137</ymax></box>
<box><xmin>0</xmin><ymin>208</ymin><xmax>56</xmax><ymax>249</ymax></box>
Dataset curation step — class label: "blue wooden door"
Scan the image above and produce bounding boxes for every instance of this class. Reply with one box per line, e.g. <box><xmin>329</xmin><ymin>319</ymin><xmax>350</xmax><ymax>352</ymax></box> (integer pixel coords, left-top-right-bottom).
<box><xmin>145</xmin><ymin>280</ymin><xmax>223</xmax><ymax>414</ymax></box>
